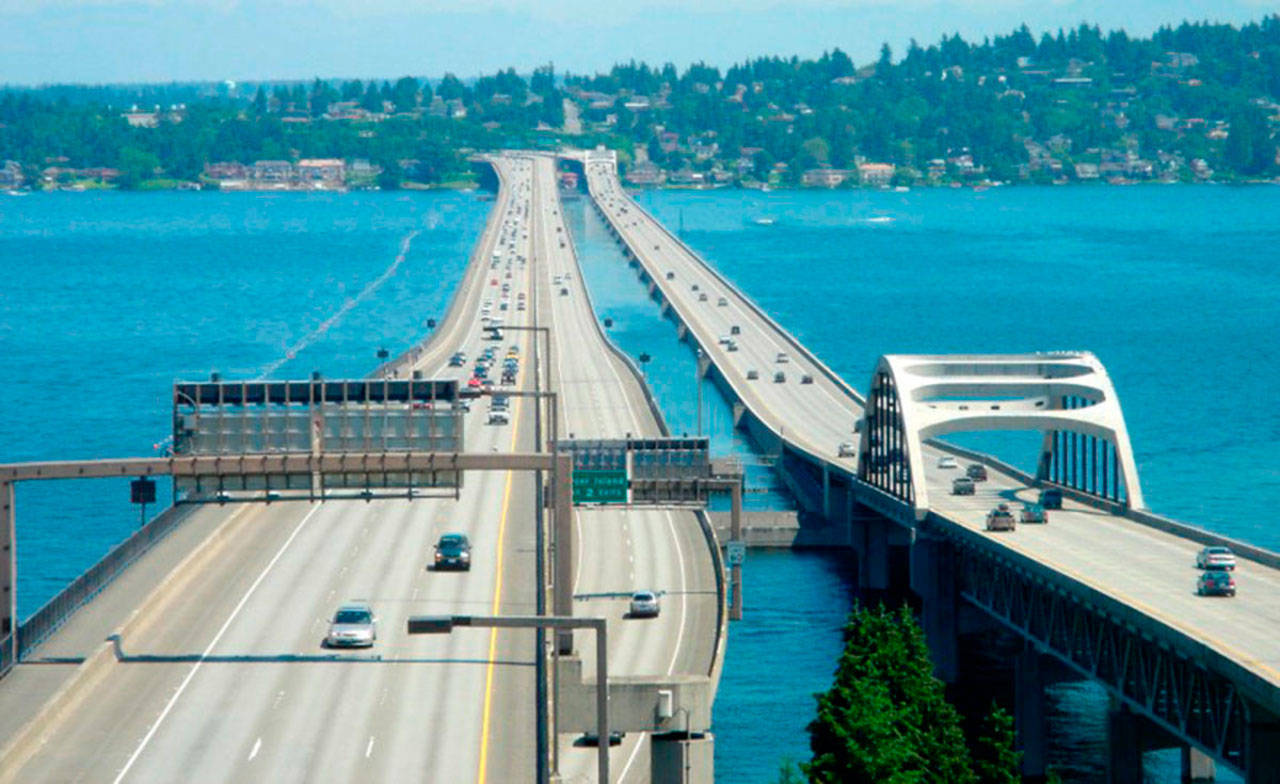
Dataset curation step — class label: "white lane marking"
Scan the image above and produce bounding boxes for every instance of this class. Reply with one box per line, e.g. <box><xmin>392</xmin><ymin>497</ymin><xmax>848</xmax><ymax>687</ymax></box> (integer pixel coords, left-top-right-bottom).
<box><xmin>112</xmin><ymin>504</ymin><xmax>323</xmax><ymax>784</ymax></box>
<box><xmin>272</xmin><ymin>690</ymin><xmax>285</xmax><ymax>710</ymax></box>
<box><xmin>365</xmin><ymin>736</ymin><xmax>376</xmax><ymax>758</ymax></box>
<box><xmin>247</xmin><ymin>737</ymin><xmax>261</xmax><ymax>761</ymax></box>
<box><xmin>664</xmin><ymin>512</ymin><xmax>690</xmax><ymax>676</ymax></box>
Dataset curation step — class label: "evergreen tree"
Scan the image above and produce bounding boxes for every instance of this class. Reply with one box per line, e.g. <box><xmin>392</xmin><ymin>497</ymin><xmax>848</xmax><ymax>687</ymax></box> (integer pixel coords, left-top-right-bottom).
<box><xmin>971</xmin><ymin>703</ymin><xmax>1021</xmax><ymax>784</ymax></box>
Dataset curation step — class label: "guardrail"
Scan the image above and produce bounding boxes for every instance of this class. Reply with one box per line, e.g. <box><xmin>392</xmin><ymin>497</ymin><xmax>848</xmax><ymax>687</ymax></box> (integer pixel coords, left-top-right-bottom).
<box><xmin>591</xmin><ymin>169</ymin><xmax>865</xmax><ymax>407</ymax></box>
<box><xmin>371</xmin><ymin>157</ymin><xmax>508</xmax><ymax>380</ymax></box>
<box><xmin>14</xmin><ymin>502</ymin><xmax>194</xmax><ymax>665</ymax></box>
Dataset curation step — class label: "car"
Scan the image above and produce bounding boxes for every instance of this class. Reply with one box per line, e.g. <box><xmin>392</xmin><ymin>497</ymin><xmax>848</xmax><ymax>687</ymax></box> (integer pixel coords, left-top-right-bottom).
<box><xmin>698</xmin><ymin>292</ymin><xmax>708</xmax><ymax>302</ymax></box>
<box><xmin>966</xmin><ymin>464</ymin><xmax>988</xmax><ymax>481</ymax></box>
<box><xmin>1039</xmin><ymin>488</ymin><xmax>1063</xmax><ymax>509</ymax></box>
<box><xmin>717</xmin><ymin>335</ymin><xmax>732</xmax><ymax>345</ymax></box>
<box><xmin>488</xmin><ymin>410</ymin><xmax>510</xmax><ymax>425</ymax></box>
<box><xmin>1197</xmin><ymin>570</ymin><xmax>1236</xmax><ymax>597</ymax></box>
<box><xmin>800</xmin><ymin>374</ymin><xmax>813</xmax><ymax>384</ymax></box>
<box><xmin>691</xmin><ymin>283</ymin><xmax>699</xmax><ymax>291</ymax></box>
<box><xmin>325</xmin><ymin>602</ymin><xmax>376</xmax><ymax>648</ymax></box>
<box><xmin>1196</xmin><ymin>546</ymin><xmax>1236</xmax><ymax>571</ymax></box>
<box><xmin>986</xmin><ymin>503</ymin><xmax>1017</xmax><ymax>532</ymax></box>
<box><xmin>717</xmin><ymin>297</ymin><xmax>728</xmax><ymax>306</ymax></box>
<box><xmin>575</xmin><ymin>731</ymin><xmax>625</xmax><ymax>747</ymax></box>
<box><xmin>1020</xmin><ymin>503</ymin><xmax>1048</xmax><ymax>524</ymax></box>
<box><xmin>837</xmin><ymin>442</ymin><xmax>857</xmax><ymax>458</ymax></box>
<box><xmin>560</xmin><ymin>287</ymin><xmax>569</xmax><ymax>296</ymax></box>
<box><xmin>666</xmin><ymin>271</ymin><xmax>675</xmax><ymax>280</ymax></box>
<box><xmin>629</xmin><ymin>591</ymin><xmax>660</xmax><ymax>618</ymax></box>
<box><xmin>952</xmin><ymin>477</ymin><xmax>976</xmax><ymax>495</ymax></box>
<box><xmin>730</xmin><ymin>325</ymin><xmax>741</xmax><ymax>335</ymax></box>
<box><xmin>517</xmin><ymin>302</ymin><xmax>526</xmax><ymax>311</ymax></box>
<box><xmin>776</xmin><ymin>352</ymin><xmax>789</xmax><ymax>363</ymax></box>
<box><xmin>448</xmin><ymin>353</ymin><xmax>465</xmax><ymax>367</ymax></box>
<box><xmin>937</xmin><ymin>456</ymin><xmax>958</xmax><ymax>469</ymax></box>
<box><xmin>433</xmin><ymin>533</ymin><xmax>472</xmax><ymax>570</ymax></box>
<box><xmin>746</xmin><ymin>369</ymin><xmax>759</xmax><ymax>380</ymax></box>
<box><xmin>773</xmin><ymin>371</ymin><xmax>786</xmax><ymax>383</ymax></box>
<box><xmin>725</xmin><ymin>339</ymin><xmax>738</xmax><ymax>352</ymax></box>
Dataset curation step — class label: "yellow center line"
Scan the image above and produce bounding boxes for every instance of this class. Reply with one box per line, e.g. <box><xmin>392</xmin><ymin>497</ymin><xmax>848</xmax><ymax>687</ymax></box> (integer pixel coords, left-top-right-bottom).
<box><xmin>476</xmin><ymin>252</ymin><xmax>532</xmax><ymax>784</ymax></box>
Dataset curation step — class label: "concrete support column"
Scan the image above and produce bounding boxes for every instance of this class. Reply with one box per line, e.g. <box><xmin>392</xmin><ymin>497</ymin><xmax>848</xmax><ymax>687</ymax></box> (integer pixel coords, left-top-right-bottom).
<box><xmin>1107</xmin><ymin>705</ymin><xmax>1145</xmax><ymax>784</ymax></box>
<box><xmin>862</xmin><ymin>518</ymin><xmax>889</xmax><ymax>592</ymax></box>
<box><xmin>553</xmin><ymin>453</ymin><xmax>574</xmax><ymax>654</ymax></box>
<box><xmin>821</xmin><ymin>467</ymin><xmax>831</xmax><ymax>519</ymax></box>
<box><xmin>651</xmin><ymin>732</ymin><xmax>714</xmax><ymax>783</ymax></box>
<box><xmin>1181</xmin><ymin>746</ymin><xmax>1215</xmax><ymax>782</ymax></box>
<box><xmin>1015</xmin><ymin>646</ymin><xmax>1048</xmax><ymax>781</ymax></box>
<box><xmin>1247</xmin><ymin>718</ymin><xmax>1280</xmax><ymax>784</ymax></box>
<box><xmin>729</xmin><ymin>481</ymin><xmax>743</xmax><ymax>622</ymax></box>
<box><xmin>911</xmin><ymin>538</ymin><xmax>958</xmax><ymax>682</ymax></box>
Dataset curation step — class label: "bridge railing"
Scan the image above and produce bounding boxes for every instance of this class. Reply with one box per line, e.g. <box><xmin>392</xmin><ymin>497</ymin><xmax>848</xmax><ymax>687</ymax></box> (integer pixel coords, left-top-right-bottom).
<box><xmin>926</xmin><ymin>437</ymin><xmax>1280</xmax><ymax>570</ymax></box>
<box><xmin>563</xmin><ymin>168</ymin><xmax>729</xmax><ymax>683</ymax></box>
<box><xmin>589</xmin><ymin>168</ymin><xmax>866</xmax><ymax>408</ymax></box>
<box><xmin>14</xmin><ymin>502</ymin><xmax>193</xmax><ymax>665</ymax></box>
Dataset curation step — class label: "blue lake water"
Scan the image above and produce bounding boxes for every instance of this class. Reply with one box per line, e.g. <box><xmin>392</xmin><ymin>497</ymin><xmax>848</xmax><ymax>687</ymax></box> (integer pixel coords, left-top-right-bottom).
<box><xmin>3</xmin><ymin>184</ymin><xmax>1277</xmax><ymax>782</ymax></box>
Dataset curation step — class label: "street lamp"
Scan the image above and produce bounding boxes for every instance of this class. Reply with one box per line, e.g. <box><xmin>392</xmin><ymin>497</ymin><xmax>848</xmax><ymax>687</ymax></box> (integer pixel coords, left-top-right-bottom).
<box><xmin>407</xmin><ymin>614</ymin><xmax>609</xmax><ymax>784</ymax></box>
<box><xmin>638</xmin><ymin>352</ymin><xmax>651</xmax><ymax>382</ymax></box>
<box><xmin>695</xmin><ymin>348</ymin><xmax>704</xmax><ymax>437</ymax></box>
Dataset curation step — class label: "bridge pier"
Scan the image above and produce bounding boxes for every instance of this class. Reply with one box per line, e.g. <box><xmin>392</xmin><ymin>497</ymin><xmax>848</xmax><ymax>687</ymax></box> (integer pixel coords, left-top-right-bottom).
<box><xmin>1182</xmin><ymin>746</ymin><xmax>1215</xmax><ymax>782</ymax></box>
<box><xmin>1107</xmin><ymin>704</ymin><xmax>1147</xmax><ymax>784</ymax></box>
<box><xmin>909</xmin><ymin>536</ymin><xmax>958</xmax><ymax>682</ymax></box>
<box><xmin>1247</xmin><ymin>718</ymin><xmax>1280</xmax><ymax>784</ymax></box>
<box><xmin>1015</xmin><ymin>646</ymin><xmax>1048</xmax><ymax>781</ymax></box>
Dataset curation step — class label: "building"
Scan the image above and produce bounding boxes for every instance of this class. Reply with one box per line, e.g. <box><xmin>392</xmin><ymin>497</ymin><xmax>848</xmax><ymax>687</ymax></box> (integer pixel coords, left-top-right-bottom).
<box><xmin>203</xmin><ymin>162</ymin><xmax>248</xmax><ymax>180</ymax></box>
<box><xmin>297</xmin><ymin>159</ymin><xmax>346</xmax><ymax>185</ymax></box>
<box><xmin>858</xmin><ymin>162</ymin><xmax>896</xmax><ymax>187</ymax></box>
<box><xmin>802</xmin><ymin>167</ymin><xmax>849</xmax><ymax>188</ymax></box>
<box><xmin>252</xmin><ymin>160</ymin><xmax>294</xmax><ymax>183</ymax></box>
<box><xmin>0</xmin><ymin>160</ymin><xmax>23</xmax><ymax>188</ymax></box>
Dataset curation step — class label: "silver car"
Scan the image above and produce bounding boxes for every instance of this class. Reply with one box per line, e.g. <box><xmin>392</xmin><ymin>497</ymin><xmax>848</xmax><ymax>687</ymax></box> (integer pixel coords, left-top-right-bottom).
<box><xmin>629</xmin><ymin>591</ymin><xmax>660</xmax><ymax>618</ymax></box>
<box><xmin>1195</xmin><ymin>546</ymin><xmax>1236</xmax><ymax>571</ymax></box>
<box><xmin>326</xmin><ymin>602</ymin><xmax>376</xmax><ymax>648</ymax></box>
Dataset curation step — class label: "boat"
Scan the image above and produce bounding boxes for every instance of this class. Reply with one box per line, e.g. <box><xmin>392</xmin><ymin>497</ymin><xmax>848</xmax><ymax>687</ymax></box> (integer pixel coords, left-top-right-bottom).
<box><xmin>893</xmin><ymin>186</ymin><xmax>910</xmax><ymax>193</ymax></box>
<box><xmin>751</xmin><ymin>217</ymin><xmax>776</xmax><ymax>226</ymax></box>
<box><xmin>6</xmin><ymin>190</ymin><xmax>28</xmax><ymax>196</ymax></box>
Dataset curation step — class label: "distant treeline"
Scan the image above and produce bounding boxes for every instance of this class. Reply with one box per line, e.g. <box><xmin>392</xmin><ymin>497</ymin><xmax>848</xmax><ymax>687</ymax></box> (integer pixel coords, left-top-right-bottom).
<box><xmin>2</xmin><ymin>16</ymin><xmax>1278</xmax><ymax>187</ymax></box>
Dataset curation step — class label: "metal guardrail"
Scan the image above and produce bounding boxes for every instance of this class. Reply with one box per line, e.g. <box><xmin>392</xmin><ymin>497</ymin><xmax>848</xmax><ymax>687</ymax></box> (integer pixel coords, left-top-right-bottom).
<box><xmin>15</xmin><ymin>503</ymin><xmax>193</xmax><ymax>664</ymax></box>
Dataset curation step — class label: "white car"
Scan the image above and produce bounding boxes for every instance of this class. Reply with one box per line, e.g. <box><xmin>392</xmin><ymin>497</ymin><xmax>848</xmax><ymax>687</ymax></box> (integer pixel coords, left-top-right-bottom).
<box><xmin>325</xmin><ymin>602</ymin><xmax>376</xmax><ymax>648</ymax></box>
<box><xmin>937</xmin><ymin>456</ymin><xmax>958</xmax><ymax>469</ymax></box>
<box><xmin>629</xmin><ymin>591</ymin><xmax>660</xmax><ymax>618</ymax></box>
<box><xmin>837</xmin><ymin>442</ymin><xmax>857</xmax><ymax>458</ymax></box>
<box><xmin>1195</xmin><ymin>546</ymin><xmax>1236</xmax><ymax>571</ymax></box>
<box><xmin>488</xmin><ymin>410</ymin><xmax>510</xmax><ymax>425</ymax></box>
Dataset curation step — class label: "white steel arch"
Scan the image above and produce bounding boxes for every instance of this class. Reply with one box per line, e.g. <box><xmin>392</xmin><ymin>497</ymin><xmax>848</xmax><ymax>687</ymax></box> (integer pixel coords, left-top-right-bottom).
<box><xmin>857</xmin><ymin>352</ymin><xmax>1145</xmax><ymax>520</ymax></box>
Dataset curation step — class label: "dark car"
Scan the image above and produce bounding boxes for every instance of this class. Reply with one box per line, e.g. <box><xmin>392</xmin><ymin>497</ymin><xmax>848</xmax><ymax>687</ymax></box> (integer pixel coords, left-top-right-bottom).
<box><xmin>966</xmin><ymin>464</ymin><xmax>988</xmax><ymax>481</ymax></box>
<box><xmin>1039</xmin><ymin>488</ymin><xmax>1063</xmax><ymax>509</ymax></box>
<box><xmin>1197</xmin><ymin>570</ymin><xmax>1236</xmax><ymax>597</ymax></box>
<box><xmin>433</xmin><ymin>533</ymin><xmax>472</xmax><ymax>570</ymax></box>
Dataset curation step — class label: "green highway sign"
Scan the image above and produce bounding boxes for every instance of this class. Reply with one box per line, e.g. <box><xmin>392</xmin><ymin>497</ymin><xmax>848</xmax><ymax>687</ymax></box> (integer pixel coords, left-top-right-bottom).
<box><xmin>573</xmin><ymin>469</ymin><xmax>628</xmax><ymax>504</ymax></box>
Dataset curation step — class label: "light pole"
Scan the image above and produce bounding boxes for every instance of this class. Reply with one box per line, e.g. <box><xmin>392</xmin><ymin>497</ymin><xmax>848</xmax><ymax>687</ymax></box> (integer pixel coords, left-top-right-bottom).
<box><xmin>695</xmin><ymin>347</ymin><xmax>704</xmax><ymax>437</ymax></box>
<box><xmin>638</xmin><ymin>352</ymin><xmax>651</xmax><ymax>383</ymax></box>
<box><xmin>407</xmin><ymin>614</ymin><xmax>609</xmax><ymax>784</ymax></box>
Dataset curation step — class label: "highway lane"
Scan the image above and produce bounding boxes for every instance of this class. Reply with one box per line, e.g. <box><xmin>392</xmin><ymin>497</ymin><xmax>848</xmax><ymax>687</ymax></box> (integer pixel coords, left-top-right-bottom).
<box><xmin>579</xmin><ymin>153</ymin><xmax>1280</xmax><ymax>700</ymax></box>
<box><xmin>524</xmin><ymin>155</ymin><xmax>720</xmax><ymax>782</ymax></box>
<box><xmin>5</xmin><ymin>159</ymin><xmax>544</xmax><ymax>783</ymax></box>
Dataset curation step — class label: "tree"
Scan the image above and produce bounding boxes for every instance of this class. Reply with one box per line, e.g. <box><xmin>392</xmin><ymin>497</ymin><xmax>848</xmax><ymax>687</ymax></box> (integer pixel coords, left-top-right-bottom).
<box><xmin>970</xmin><ymin>703</ymin><xmax>1021</xmax><ymax>784</ymax></box>
<box><xmin>805</xmin><ymin>605</ymin><xmax>977</xmax><ymax>784</ymax></box>
<box><xmin>391</xmin><ymin>77</ymin><xmax>419</xmax><ymax>113</ymax></box>
<box><xmin>116</xmin><ymin>146</ymin><xmax>160</xmax><ymax>188</ymax></box>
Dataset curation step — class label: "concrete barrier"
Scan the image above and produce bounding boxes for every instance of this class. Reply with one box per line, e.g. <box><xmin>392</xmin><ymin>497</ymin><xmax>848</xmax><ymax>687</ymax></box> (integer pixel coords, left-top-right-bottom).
<box><xmin>0</xmin><ymin>503</ymin><xmax>262</xmax><ymax>777</ymax></box>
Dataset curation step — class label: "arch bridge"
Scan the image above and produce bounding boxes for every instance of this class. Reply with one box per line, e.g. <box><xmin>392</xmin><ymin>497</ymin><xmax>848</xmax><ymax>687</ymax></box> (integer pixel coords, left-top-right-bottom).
<box><xmin>857</xmin><ymin>352</ymin><xmax>1145</xmax><ymax>520</ymax></box>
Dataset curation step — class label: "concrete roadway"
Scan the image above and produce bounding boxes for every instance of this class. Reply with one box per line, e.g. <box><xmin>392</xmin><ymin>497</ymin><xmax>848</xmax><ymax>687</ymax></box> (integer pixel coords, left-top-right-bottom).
<box><xmin>520</xmin><ymin>155</ymin><xmax>720</xmax><ymax>782</ymax></box>
<box><xmin>579</xmin><ymin>153</ymin><xmax>1280</xmax><ymax>699</ymax></box>
<box><xmin>5</xmin><ymin>158</ymin><xmax>544</xmax><ymax>783</ymax></box>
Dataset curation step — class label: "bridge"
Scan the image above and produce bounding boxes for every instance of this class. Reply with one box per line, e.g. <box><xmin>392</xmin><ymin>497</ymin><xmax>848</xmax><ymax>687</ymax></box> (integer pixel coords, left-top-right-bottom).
<box><xmin>0</xmin><ymin>147</ymin><xmax>1274</xmax><ymax>783</ymax></box>
<box><xmin>575</xmin><ymin>148</ymin><xmax>1280</xmax><ymax>783</ymax></box>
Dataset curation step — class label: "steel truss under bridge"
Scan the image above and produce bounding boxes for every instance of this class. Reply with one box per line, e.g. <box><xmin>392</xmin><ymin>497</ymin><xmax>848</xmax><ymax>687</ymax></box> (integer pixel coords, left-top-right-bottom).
<box><xmin>944</xmin><ymin>527</ymin><xmax>1274</xmax><ymax>776</ymax></box>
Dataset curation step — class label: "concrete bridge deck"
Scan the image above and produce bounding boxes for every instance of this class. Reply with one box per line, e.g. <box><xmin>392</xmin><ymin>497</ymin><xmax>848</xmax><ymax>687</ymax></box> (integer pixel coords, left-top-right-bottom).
<box><xmin>576</xmin><ymin>149</ymin><xmax>1280</xmax><ymax>779</ymax></box>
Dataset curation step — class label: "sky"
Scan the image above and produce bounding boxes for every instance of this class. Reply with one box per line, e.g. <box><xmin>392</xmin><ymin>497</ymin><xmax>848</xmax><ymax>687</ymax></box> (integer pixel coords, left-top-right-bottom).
<box><xmin>0</xmin><ymin>0</ymin><xmax>1277</xmax><ymax>86</ymax></box>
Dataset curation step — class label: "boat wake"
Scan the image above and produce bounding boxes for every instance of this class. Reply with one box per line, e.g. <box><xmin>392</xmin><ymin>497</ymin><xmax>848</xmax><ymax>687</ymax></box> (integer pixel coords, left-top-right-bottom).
<box><xmin>256</xmin><ymin>229</ymin><xmax>420</xmax><ymax>379</ymax></box>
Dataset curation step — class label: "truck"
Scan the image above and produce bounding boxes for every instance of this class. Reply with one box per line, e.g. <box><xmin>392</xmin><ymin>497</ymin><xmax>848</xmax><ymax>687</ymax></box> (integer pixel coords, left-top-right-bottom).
<box><xmin>986</xmin><ymin>503</ymin><xmax>1016</xmax><ymax>532</ymax></box>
